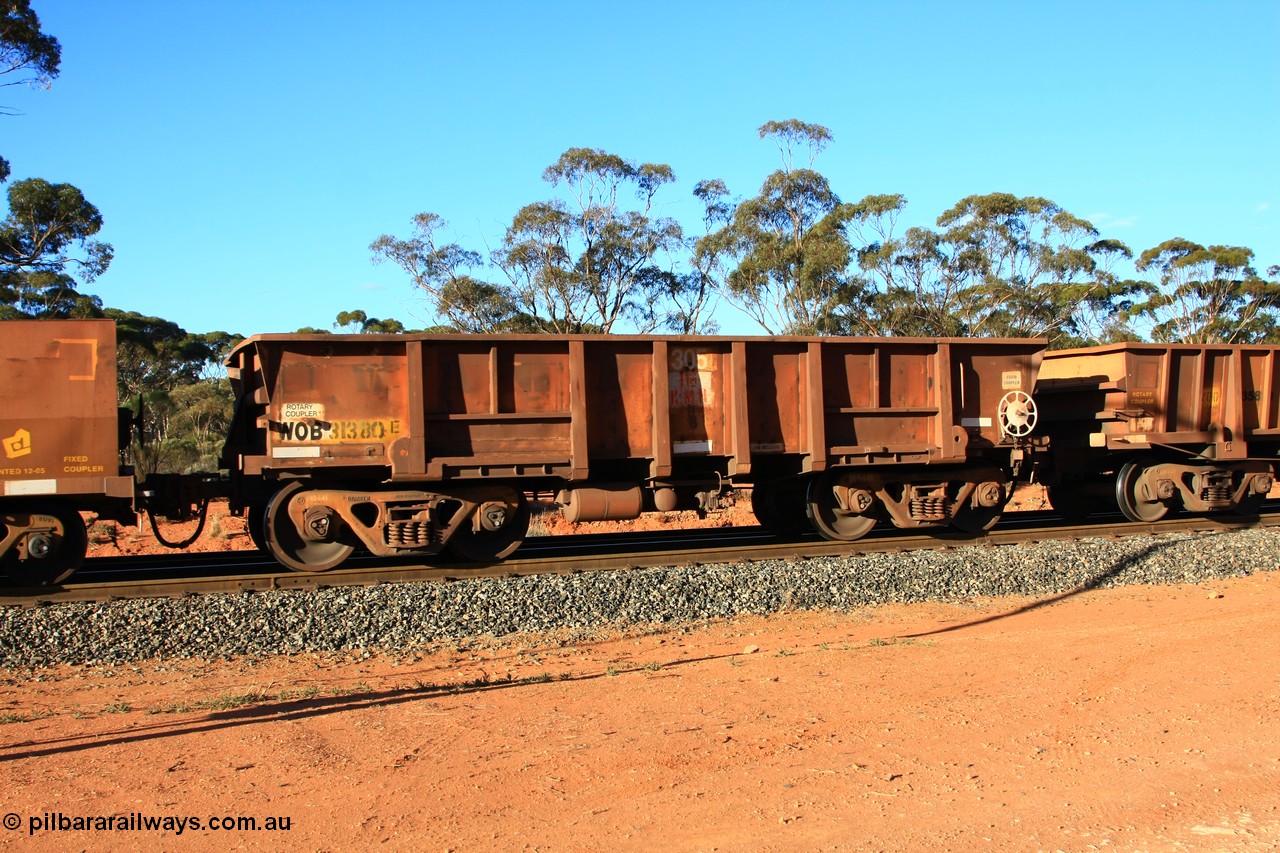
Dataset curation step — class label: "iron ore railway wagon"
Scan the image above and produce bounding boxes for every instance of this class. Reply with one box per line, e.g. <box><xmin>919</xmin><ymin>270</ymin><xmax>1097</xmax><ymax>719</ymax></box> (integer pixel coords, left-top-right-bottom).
<box><xmin>222</xmin><ymin>333</ymin><xmax>1047</xmax><ymax>571</ymax></box>
<box><xmin>1035</xmin><ymin>342</ymin><xmax>1280</xmax><ymax>522</ymax></box>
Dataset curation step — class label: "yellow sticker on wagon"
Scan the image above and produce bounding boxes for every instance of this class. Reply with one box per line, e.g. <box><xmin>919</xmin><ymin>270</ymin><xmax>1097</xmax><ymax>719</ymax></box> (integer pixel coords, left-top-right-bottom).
<box><xmin>4</xmin><ymin>429</ymin><xmax>32</xmax><ymax>459</ymax></box>
<box><xmin>277</xmin><ymin>418</ymin><xmax>402</xmax><ymax>443</ymax></box>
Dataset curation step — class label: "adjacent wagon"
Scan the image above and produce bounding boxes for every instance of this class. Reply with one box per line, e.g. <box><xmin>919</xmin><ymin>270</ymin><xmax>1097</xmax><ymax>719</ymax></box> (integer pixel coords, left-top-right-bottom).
<box><xmin>0</xmin><ymin>320</ymin><xmax>135</xmax><ymax>584</ymax></box>
<box><xmin>1036</xmin><ymin>342</ymin><xmax>1279</xmax><ymax>521</ymax></box>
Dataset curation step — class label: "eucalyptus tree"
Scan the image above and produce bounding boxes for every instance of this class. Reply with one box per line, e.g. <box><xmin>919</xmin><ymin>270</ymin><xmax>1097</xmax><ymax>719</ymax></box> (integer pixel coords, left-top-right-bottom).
<box><xmin>130</xmin><ymin>378</ymin><xmax>236</xmax><ymax>477</ymax></box>
<box><xmin>0</xmin><ymin>178</ymin><xmax>112</xmax><ymax>316</ymax></box>
<box><xmin>933</xmin><ymin>192</ymin><xmax>1138</xmax><ymax>346</ymax></box>
<box><xmin>371</xmin><ymin>212</ymin><xmax>528</xmax><ymax>333</ymax></box>
<box><xmin>856</xmin><ymin>222</ymin><xmax>974</xmax><ymax>338</ymax></box>
<box><xmin>333</xmin><ymin>309</ymin><xmax>405</xmax><ymax>334</ymax></box>
<box><xmin>492</xmin><ymin>147</ymin><xmax>683</xmax><ymax>333</ymax></box>
<box><xmin>107</xmin><ymin>309</ymin><xmax>240</xmax><ymax>397</ymax></box>
<box><xmin>296</xmin><ymin>310</ymin><xmax>411</xmax><ymax>335</ymax></box>
<box><xmin>103</xmin><ymin>308</ymin><xmax>241</xmax><ymax>474</ymax></box>
<box><xmin>1122</xmin><ymin>239</ymin><xmax>1279</xmax><ymax>343</ymax></box>
<box><xmin>1</xmin><ymin>0</ymin><xmax>60</xmax><ymax>153</ymax></box>
<box><xmin>835</xmin><ymin>192</ymin><xmax>973</xmax><ymax>337</ymax></box>
<box><xmin>664</xmin><ymin>178</ymin><xmax>733</xmax><ymax>334</ymax></box>
<box><xmin>0</xmin><ymin>1</ymin><xmax>112</xmax><ymax>317</ymax></box>
<box><xmin>703</xmin><ymin>120</ymin><xmax>863</xmax><ymax>335</ymax></box>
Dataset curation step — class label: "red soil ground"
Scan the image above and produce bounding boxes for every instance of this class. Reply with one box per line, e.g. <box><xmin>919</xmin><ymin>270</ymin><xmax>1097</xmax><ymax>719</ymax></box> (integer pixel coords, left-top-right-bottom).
<box><xmin>0</xmin><ymin>486</ymin><xmax>1275</xmax><ymax>850</ymax></box>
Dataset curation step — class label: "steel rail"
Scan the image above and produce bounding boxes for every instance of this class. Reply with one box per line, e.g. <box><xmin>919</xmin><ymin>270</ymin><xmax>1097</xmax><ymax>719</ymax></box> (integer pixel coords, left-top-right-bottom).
<box><xmin>4</xmin><ymin>509</ymin><xmax>1278</xmax><ymax>608</ymax></box>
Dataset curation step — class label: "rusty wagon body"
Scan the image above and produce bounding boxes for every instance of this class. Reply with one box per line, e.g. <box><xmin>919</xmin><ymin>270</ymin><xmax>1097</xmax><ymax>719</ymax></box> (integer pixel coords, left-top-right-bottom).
<box><xmin>1035</xmin><ymin>343</ymin><xmax>1280</xmax><ymax>521</ymax></box>
<box><xmin>220</xmin><ymin>333</ymin><xmax>1046</xmax><ymax>570</ymax></box>
<box><xmin>0</xmin><ymin>320</ymin><xmax>134</xmax><ymax>584</ymax></box>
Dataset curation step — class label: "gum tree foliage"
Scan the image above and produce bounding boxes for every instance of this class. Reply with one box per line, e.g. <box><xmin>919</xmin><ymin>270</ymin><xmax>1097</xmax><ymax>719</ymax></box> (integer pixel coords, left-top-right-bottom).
<box><xmin>108</xmin><ymin>309</ymin><xmax>239</xmax><ymax>399</ymax></box>
<box><xmin>371</xmin><ymin>212</ymin><xmax>532</xmax><ymax>333</ymax></box>
<box><xmin>371</xmin><ymin>120</ymin><xmax>1277</xmax><ymax>345</ymax></box>
<box><xmin>493</xmin><ymin>148</ymin><xmax>684</xmax><ymax>333</ymax></box>
<box><xmin>375</xmin><ymin>149</ymin><xmax>687</xmax><ymax>335</ymax></box>
<box><xmin>843</xmin><ymin>192</ymin><xmax>1140</xmax><ymax>345</ymax></box>
<box><xmin>0</xmin><ymin>179</ymin><xmax>113</xmax><ymax>317</ymax></box>
<box><xmin>297</xmin><ymin>310</ymin><xmax>412</xmax><ymax>334</ymax></box>
<box><xmin>333</xmin><ymin>309</ymin><xmax>405</xmax><ymax>334</ymax></box>
<box><xmin>856</xmin><ymin>225</ymin><xmax>974</xmax><ymax>337</ymax></box>
<box><xmin>107</xmin><ymin>309</ymin><xmax>241</xmax><ymax>476</ymax></box>
<box><xmin>928</xmin><ymin>193</ymin><xmax>1141</xmax><ymax>346</ymax></box>
<box><xmin>1</xmin><ymin>0</ymin><xmax>58</xmax><ymax>128</ymax></box>
<box><xmin>700</xmin><ymin>120</ymin><xmax>865</xmax><ymax>335</ymax></box>
<box><xmin>0</xmin><ymin>1</ymin><xmax>112</xmax><ymax>317</ymax></box>
<box><xmin>838</xmin><ymin>192</ymin><xmax>974</xmax><ymax>337</ymax></box>
<box><xmin>129</xmin><ymin>379</ymin><xmax>237</xmax><ymax>477</ymax></box>
<box><xmin>664</xmin><ymin>178</ymin><xmax>733</xmax><ymax>334</ymax></box>
<box><xmin>1122</xmin><ymin>239</ymin><xmax>1280</xmax><ymax>343</ymax></box>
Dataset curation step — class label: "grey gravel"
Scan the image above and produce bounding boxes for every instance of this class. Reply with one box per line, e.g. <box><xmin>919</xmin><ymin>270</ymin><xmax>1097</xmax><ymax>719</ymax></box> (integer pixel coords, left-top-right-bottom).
<box><xmin>2</xmin><ymin>527</ymin><xmax>1277</xmax><ymax>668</ymax></box>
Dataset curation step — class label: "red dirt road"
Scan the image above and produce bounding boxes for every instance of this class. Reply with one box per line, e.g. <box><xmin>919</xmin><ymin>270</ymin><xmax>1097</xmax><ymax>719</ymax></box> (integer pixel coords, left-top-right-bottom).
<box><xmin>2</xmin><ymin>567</ymin><xmax>1278</xmax><ymax>851</ymax></box>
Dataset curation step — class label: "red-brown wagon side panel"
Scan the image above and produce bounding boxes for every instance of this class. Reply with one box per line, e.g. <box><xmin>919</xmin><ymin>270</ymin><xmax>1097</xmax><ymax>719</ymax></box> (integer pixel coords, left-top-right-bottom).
<box><xmin>743</xmin><ymin>343</ymin><xmax>808</xmax><ymax>457</ymax></box>
<box><xmin>0</xmin><ymin>319</ymin><xmax>135</xmax><ymax>584</ymax></box>
<box><xmin>950</xmin><ymin>343</ymin><xmax>1041</xmax><ymax>445</ymax></box>
<box><xmin>794</xmin><ymin>338</ymin><xmax>1043</xmax><ymax>469</ymax></box>
<box><xmin>1037</xmin><ymin>342</ymin><xmax>1279</xmax><ymax>521</ymax></box>
<box><xmin>420</xmin><ymin>339</ymin><xmax>574</xmax><ymax>475</ymax></box>
<box><xmin>222</xmin><ymin>332</ymin><xmax>1051</xmax><ymax>566</ymax></box>
<box><xmin>819</xmin><ymin>341</ymin><xmax>942</xmax><ymax>458</ymax></box>
<box><xmin>230</xmin><ymin>332</ymin><xmax>1046</xmax><ymax>489</ymax></box>
<box><xmin>583</xmin><ymin>341</ymin><xmax>654</xmax><ymax>460</ymax></box>
<box><xmin>743</xmin><ymin>336</ymin><xmax>1044</xmax><ymax>540</ymax></box>
<box><xmin>0</xmin><ymin>319</ymin><xmax>132</xmax><ymax>500</ymax></box>
<box><xmin>256</xmin><ymin>338</ymin><xmax>412</xmax><ymax>468</ymax></box>
<box><xmin>659</xmin><ymin>341</ymin><xmax>728</xmax><ymax>460</ymax></box>
<box><xmin>1168</xmin><ymin>348</ymin><xmax>1231</xmax><ymax>434</ymax></box>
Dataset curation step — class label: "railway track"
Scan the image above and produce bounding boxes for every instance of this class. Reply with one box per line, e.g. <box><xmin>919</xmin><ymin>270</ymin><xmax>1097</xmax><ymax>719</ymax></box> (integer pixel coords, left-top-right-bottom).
<box><xmin>4</xmin><ymin>507</ymin><xmax>1278</xmax><ymax>607</ymax></box>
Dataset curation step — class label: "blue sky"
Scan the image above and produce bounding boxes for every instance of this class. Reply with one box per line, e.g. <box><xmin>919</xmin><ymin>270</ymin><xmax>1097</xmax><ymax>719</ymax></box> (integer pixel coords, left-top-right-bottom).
<box><xmin>4</xmin><ymin>0</ymin><xmax>1278</xmax><ymax>337</ymax></box>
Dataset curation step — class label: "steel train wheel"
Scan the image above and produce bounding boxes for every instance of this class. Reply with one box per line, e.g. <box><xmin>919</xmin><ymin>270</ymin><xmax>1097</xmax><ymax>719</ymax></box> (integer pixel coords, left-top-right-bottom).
<box><xmin>1</xmin><ymin>504</ymin><xmax>88</xmax><ymax>586</ymax></box>
<box><xmin>445</xmin><ymin>489</ymin><xmax>530</xmax><ymax>562</ymax></box>
<box><xmin>246</xmin><ymin>505</ymin><xmax>267</xmax><ymax>552</ymax></box>
<box><xmin>1115</xmin><ymin>461</ymin><xmax>1173</xmax><ymax>523</ymax></box>
<box><xmin>805</xmin><ymin>476</ymin><xmax>877</xmax><ymax>542</ymax></box>
<box><xmin>949</xmin><ymin>488</ymin><xmax>1006</xmax><ymax>534</ymax></box>
<box><xmin>1230</xmin><ymin>493</ymin><xmax>1266</xmax><ymax>516</ymax></box>
<box><xmin>264</xmin><ymin>482</ymin><xmax>354</xmax><ymax>572</ymax></box>
<box><xmin>750</xmin><ymin>480</ymin><xmax>812</xmax><ymax>537</ymax></box>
